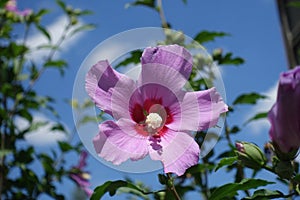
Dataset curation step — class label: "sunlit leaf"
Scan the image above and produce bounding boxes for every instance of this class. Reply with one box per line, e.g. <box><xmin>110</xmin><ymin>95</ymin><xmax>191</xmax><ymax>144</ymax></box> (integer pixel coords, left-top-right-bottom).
<box><xmin>194</xmin><ymin>31</ymin><xmax>230</xmax><ymax>44</ymax></box>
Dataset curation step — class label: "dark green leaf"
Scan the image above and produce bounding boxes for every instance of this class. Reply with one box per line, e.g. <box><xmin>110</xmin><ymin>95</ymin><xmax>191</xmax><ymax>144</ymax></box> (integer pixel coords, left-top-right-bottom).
<box><xmin>288</xmin><ymin>2</ymin><xmax>300</xmax><ymax>7</ymax></box>
<box><xmin>44</xmin><ymin>60</ymin><xmax>67</xmax><ymax>76</ymax></box>
<box><xmin>17</xmin><ymin>109</ymin><xmax>33</xmax><ymax>122</ymax></box>
<box><xmin>244</xmin><ymin>112</ymin><xmax>268</xmax><ymax>125</ymax></box>
<box><xmin>214</xmin><ymin>52</ymin><xmax>244</xmax><ymax>66</ymax></box>
<box><xmin>181</xmin><ymin>0</ymin><xmax>187</xmax><ymax>4</ymax></box>
<box><xmin>115</xmin><ymin>50</ymin><xmax>142</xmax><ymax>69</ymax></box>
<box><xmin>233</xmin><ymin>93</ymin><xmax>267</xmax><ymax>105</ymax></box>
<box><xmin>50</xmin><ymin>123</ymin><xmax>66</xmax><ymax>132</ymax></box>
<box><xmin>126</xmin><ymin>0</ymin><xmax>156</xmax><ymax>9</ymax></box>
<box><xmin>194</xmin><ymin>31</ymin><xmax>230</xmax><ymax>44</ymax></box>
<box><xmin>56</xmin><ymin>0</ymin><xmax>67</xmax><ymax>11</ymax></box>
<box><xmin>58</xmin><ymin>141</ymin><xmax>73</xmax><ymax>152</ymax></box>
<box><xmin>229</xmin><ymin>126</ymin><xmax>240</xmax><ymax>134</ymax></box>
<box><xmin>209</xmin><ymin>179</ymin><xmax>274</xmax><ymax>200</ymax></box>
<box><xmin>215</xmin><ymin>156</ymin><xmax>237</xmax><ymax>172</ymax></box>
<box><xmin>91</xmin><ymin>180</ymin><xmax>147</xmax><ymax>200</ymax></box>
<box><xmin>36</xmin><ymin>25</ymin><xmax>51</xmax><ymax>41</ymax></box>
<box><xmin>242</xmin><ymin>189</ymin><xmax>284</xmax><ymax>200</ymax></box>
<box><xmin>158</xmin><ymin>174</ymin><xmax>168</xmax><ymax>185</ymax></box>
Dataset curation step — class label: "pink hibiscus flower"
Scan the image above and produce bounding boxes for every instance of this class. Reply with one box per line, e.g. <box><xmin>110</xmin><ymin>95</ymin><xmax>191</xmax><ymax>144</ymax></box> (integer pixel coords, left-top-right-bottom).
<box><xmin>5</xmin><ymin>0</ymin><xmax>32</xmax><ymax>17</ymax></box>
<box><xmin>86</xmin><ymin>44</ymin><xmax>228</xmax><ymax>176</ymax></box>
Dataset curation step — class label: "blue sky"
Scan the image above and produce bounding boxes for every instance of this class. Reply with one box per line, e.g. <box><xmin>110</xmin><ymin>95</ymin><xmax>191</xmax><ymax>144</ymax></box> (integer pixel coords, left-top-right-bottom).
<box><xmin>16</xmin><ymin>0</ymin><xmax>289</xmax><ymax>199</ymax></box>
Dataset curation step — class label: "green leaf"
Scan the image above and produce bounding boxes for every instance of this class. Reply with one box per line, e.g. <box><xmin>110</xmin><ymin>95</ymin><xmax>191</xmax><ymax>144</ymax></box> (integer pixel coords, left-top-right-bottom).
<box><xmin>50</xmin><ymin>123</ymin><xmax>66</xmax><ymax>132</ymax></box>
<box><xmin>229</xmin><ymin>126</ymin><xmax>240</xmax><ymax>134</ymax></box>
<box><xmin>56</xmin><ymin>0</ymin><xmax>67</xmax><ymax>11</ymax></box>
<box><xmin>181</xmin><ymin>0</ymin><xmax>187</xmax><ymax>4</ymax></box>
<box><xmin>244</xmin><ymin>112</ymin><xmax>268</xmax><ymax>125</ymax></box>
<box><xmin>115</xmin><ymin>50</ymin><xmax>142</xmax><ymax>69</ymax></box>
<box><xmin>91</xmin><ymin>180</ymin><xmax>147</xmax><ymax>200</ymax></box>
<box><xmin>0</xmin><ymin>149</ymin><xmax>12</xmax><ymax>159</ymax></box>
<box><xmin>194</xmin><ymin>31</ymin><xmax>230</xmax><ymax>44</ymax></box>
<box><xmin>125</xmin><ymin>0</ymin><xmax>156</xmax><ymax>9</ymax></box>
<box><xmin>58</xmin><ymin>141</ymin><xmax>73</xmax><ymax>152</ymax></box>
<box><xmin>17</xmin><ymin>109</ymin><xmax>33</xmax><ymax>122</ymax></box>
<box><xmin>215</xmin><ymin>52</ymin><xmax>245</xmax><ymax>66</ymax></box>
<box><xmin>233</xmin><ymin>92</ymin><xmax>267</xmax><ymax>105</ymax></box>
<box><xmin>44</xmin><ymin>59</ymin><xmax>67</xmax><ymax>76</ymax></box>
<box><xmin>79</xmin><ymin>116</ymin><xmax>98</xmax><ymax>125</ymax></box>
<box><xmin>288</xmin><ymin>2</ymin><xmax>300</xmax><ymax>7</ymax></box>
<box><xmin>36</xmin><ymin>25</ymin><xmax>51</xmax><ymax>41</ymax></box>
<box><xmin>215</xmin><ymin>156</ymin><xmax>237</xmax><ymax>171</ymax></box>
<box><xmin>242</xmin><ymin>189</ymin><xmax>284</xmax><ymax>200</ymax></box>
<box><xmin>209</xmin><ymin>179</ymin><xmax>274</xmax><ymax>200</ymax></box>
<box><xmin>68</xmin><ymin>24</ymin><xmax>96</xmax><ymax>38</ymax></box>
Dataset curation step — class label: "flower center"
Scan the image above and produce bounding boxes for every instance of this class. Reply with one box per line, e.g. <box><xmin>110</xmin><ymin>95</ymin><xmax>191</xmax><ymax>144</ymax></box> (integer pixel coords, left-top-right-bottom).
<box><xmin>145</xmin><ymin>113</ymin><xmax>162</xmax><ymax>130</ymax></box>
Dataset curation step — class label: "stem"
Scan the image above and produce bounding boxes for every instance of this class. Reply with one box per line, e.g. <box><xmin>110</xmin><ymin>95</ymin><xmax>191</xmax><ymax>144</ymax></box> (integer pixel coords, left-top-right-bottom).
<box><xmin>156</xmin><ymin>0</ymin><xmax>169</xmax><ymax>28</ymax></box>
<box><xmin>167</xmin><ymin>173</ymin><xmax>181</xmax><ymax>200</ymax></box>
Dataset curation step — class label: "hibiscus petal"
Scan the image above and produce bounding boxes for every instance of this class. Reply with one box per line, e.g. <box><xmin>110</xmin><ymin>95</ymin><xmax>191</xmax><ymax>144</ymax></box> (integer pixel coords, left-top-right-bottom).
<box><xmin>167</xmin><ymin>87</ymin><xmax>228</xmax><ymax>131</ymax></box>
<box><xmin>93</xmin><ymin>119</ymin><xmax>149</xmax><ymax>165</ymax></box>
<box><xmin>85</xmin><ymin>60</ymin><xmax>138</xmax><ymax>119</ymax></box>
<box><xmin>141</xmin><ymin>44</ymin><xmax>193</xmax><ymax>80</ymax></box>
<box><xmin>148</xmin><ymin>129</ymin><xmax>199</xmax><ymax>176</ymax></box>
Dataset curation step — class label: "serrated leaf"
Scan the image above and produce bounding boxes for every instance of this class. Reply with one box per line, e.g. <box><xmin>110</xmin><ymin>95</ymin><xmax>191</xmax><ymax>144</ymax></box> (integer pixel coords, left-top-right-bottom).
<box><xmin>115</xmin><ymin>50</ymin><xmax>142</xmax><ymax>69</ymax></box>
<box><xmin>91</xmin><ymin>180</ymin><xmax>147</xmax><ymax>200</ymax></box>
<box><xmin>233</xmin><ymin>93</ymin><xmax>267</xmax><ymax>105</ymax></box>
<box><xmin>36</xmin><ymin>25</ymin><xmax>51</xmax><ymax>41</ymax></box>
<box><xmin>244</xmin><ymin>112</ymin><xmax>268</xmax><ymax>125</ymax></box>
<box><xmin>242</xmin><ymin>189</ymin><xmax>284</xmax><ymax>200</ymax></box>
<box><xmin>209</xmin><ymin>179</ymin><xmax>274</xmax><ymax>200</ymax></box>
<box><xmin>215</xmin><ymin>156</ymin><xmax>237</xmax><ymax>171</ymax></box>
<box><xmin>194</xmin><ymin>31</ymin><xmax>230</xmax><ymax>44</ymax></box>
<box><xmin>68</xmin><ymin>24</ymin><xmax>95</xmax><ymax>38</ymax></box>
<box><xmin>213</xmin><ymin>52</ymin><xmax>244</xmax><ymax>66</ymax></box>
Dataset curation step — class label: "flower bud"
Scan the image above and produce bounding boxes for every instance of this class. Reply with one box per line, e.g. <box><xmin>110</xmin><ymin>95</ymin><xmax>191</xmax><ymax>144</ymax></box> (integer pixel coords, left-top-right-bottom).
<box><xmin>235</xmin><ymin>142</ymin><xmax>267</xmax><ymax>170</ymax></box>
<box><xmin>268</xmin><ymin>66</ymin><xmax>300</xmax><ymax>153</ymax></box>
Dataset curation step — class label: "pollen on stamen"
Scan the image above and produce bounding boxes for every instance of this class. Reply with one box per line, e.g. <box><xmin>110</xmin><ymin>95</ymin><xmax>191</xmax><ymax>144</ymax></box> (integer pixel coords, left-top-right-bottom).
<box><xmin>145</xmin><ymin>113</ymin><xmax>162</xmax><ymax>130</ymax></box>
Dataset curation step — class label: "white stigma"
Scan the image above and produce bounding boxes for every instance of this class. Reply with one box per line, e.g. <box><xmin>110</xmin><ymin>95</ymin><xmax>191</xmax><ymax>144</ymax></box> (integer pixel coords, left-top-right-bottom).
<box><xmin>145</xmin><ymin>113</ymin><xmax>162</xmax><ymax>130</ymax></box>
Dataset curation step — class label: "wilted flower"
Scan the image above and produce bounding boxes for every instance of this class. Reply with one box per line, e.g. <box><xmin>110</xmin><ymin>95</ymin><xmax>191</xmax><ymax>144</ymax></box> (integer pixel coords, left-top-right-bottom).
<box><xmin>70</xmin><ymin>151</ymin><xmax>93</xmax><ymax>197</ymax></box>
<box><xmin>268</xmin><ymin>66</ymin><xmax>300</xmax><ymax>154</ymax></box>
<box><xmin>5</xmin><ymin>0</ymin><xmax>32</xmax><ymax>16</ymax></box>
<box><xmin>86</xmin><ymin>44</ymin><xmax>228</xmax><ymax>176</ymax></box>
